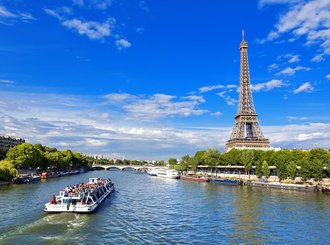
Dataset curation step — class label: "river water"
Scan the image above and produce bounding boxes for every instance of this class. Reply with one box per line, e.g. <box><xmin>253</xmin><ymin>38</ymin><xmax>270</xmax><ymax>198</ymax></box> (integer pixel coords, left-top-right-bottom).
<box><xmin>0</xmin><ymin>170</ymin><xmax>329</xmax><ymax>244</ymax></box>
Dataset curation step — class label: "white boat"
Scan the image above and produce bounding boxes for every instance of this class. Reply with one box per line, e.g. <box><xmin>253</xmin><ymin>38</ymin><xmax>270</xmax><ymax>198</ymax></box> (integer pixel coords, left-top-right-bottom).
<box><xmin>44</xmin><ymin>178</ymin><xmax>114</xmax><ymax>213</ymax></box>
<box><xmin>155</xmin><ymin>168</ymin><xmax>180</xmax><ymax>179</ymax></box>
<box><xmin>146</xmin><ymin>169</ymin><xmax>158</xmax><ymax>176</ymax></box>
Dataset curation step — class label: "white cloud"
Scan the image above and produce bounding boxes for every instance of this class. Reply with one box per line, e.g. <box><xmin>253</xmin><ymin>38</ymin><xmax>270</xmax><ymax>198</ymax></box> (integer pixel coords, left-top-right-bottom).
<box><xmin>199</xmin><ymin>84</ymin><xmax>237</xmax><ymax>93</ymax></box>
<box><xmin>121</xmin><ymin>93</ymin><xmax>208</xmax><ymax>120</ymax></box>
<box><xmin>251</xmin><ymin>79</ymin><xmax>284</xmax><ymax>92</ymax></box>
<box><xmin>0</xmin><ymin>5</ymin><xmax>35</xmax><ymax>24</ymax></box>
<box><xmin>285</xmin><ymin>54</ymin><xmax>300</xmax><ymax>63</ymax></box>
<box><xmin>182</xmin><ymin>95</ymin><xmax>205</xmax><ymax>103</ymax></box>
<box><xmin>62</xmin><ymin>18</ymin><xmax>114</xmax><ymax>40</ymax></box>
<box><xmin>311</xmin><ymin>54</ymin><xmax>325</xmax><ymax>63</ymax></box>
<box><xmin>258</xmin><ymin>0</ymin><xmax>330</xmax><ymax>60</ymax></box>
<box><xmin>293</xmin><ymin>82</ymin><xmax>314</xmax><ymax>94</ymax></box>
<box><xmin>217</xmin><ymin>91</ymin><xmax>237</xmax><ymax>106</ymax></box>
<box><xmin>212</xmin><ymin>112</ymin><xmax>223</xmax><ymax>117</ymax></box>
<box><xmin>276</xmin><ymin>66</ymin><xmax>310</xmax><ymax>76</ymax></box>
<box><xmin>326</xmin><ymin>74</ymin><xmax>330</xmax><ymax>80</ymax></box>
<box><xmin>72</xmin><ymin>0</ymin><xmax>112</xmax><ymax>10</ymax></box>
<box><xmin>268</xmin><ymin>63</ymin><xmax>279</xmax><ymax>71</ymax></box>
<box><xmin>115</xmin><ymin>39</ymin><xmax>132</xmax><ymax>50</ymax></box>
<box><xmin>287</xmin><ymin>116</ymin><xmax>308</xmax><ymax>121</ymax></box>
<box><xmin>0</xmin><ymin>79</ymin><xmax>14</xmax><ymax>84</ymax></box>
<box><xmin>104</xmin><ymin>93</ymin><xmax>137</xmax><ymax>102</ymax></box>
<box><xmin>0</xmin><ymin>6</ymin><xmax>17</xmax><ymax>18</ymax></box>
<box><xmin>139</xmin><ymin>1</ymin><xmax>150</xmax><ymax>12</ymax></box>
<box><xmin>0</xmin><ymin>91</ymin><xmax>329</xmax><ymax>159</ymax></box>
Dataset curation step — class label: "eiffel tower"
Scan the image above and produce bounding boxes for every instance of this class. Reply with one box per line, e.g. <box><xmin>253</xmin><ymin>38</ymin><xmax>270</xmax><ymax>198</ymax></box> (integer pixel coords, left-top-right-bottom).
<box><xmin>225</xmin><ymin>31</ymin><xmax>271</xmax><ymax>152</ymax></box>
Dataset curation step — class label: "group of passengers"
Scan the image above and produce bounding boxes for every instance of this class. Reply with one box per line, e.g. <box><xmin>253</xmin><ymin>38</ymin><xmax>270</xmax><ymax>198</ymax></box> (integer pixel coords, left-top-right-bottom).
<box><xmin>49</xmin><ymin>178</ymin><xmax>111</xmax><ymax>205</ymax></box>
<box><xmin>64</xmin><ymin>179</ymin><xmax>110</xmax><ymax>198</ymax></box>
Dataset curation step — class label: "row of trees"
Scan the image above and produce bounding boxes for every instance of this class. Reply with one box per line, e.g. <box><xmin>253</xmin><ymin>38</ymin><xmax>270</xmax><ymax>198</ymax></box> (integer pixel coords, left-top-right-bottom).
<box><xmin>0</xmin><ymin>143</ymin><xmax>95</xmax><ymax>181</ymax></box>
<box><xmin>170</xmin><ymin>148</ymin><xmax>330</xmax><ymax>180</ymax></box>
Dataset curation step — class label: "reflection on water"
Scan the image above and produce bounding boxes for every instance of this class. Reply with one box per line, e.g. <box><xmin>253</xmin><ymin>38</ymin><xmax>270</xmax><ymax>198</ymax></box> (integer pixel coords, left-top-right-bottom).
<box><xmin>1</xmin><ymin>171</ymin><xmax>330</xmax><ymax>244</ymax></box>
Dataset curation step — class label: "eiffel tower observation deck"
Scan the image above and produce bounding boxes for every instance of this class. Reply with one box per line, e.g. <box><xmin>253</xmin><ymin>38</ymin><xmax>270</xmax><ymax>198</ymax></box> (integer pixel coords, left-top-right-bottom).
<box><xmin>225</xmin><ymin>31</ymin><xmax>271</xmax><ymax>152</ymax></box>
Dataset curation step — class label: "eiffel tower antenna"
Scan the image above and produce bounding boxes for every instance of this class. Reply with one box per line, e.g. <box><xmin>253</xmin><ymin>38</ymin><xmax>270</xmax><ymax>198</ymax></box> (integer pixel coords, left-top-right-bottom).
<box><xmin>225</xmin><ymin>32</ymin><xmax>271</xmax><ymax>152</ymax></box>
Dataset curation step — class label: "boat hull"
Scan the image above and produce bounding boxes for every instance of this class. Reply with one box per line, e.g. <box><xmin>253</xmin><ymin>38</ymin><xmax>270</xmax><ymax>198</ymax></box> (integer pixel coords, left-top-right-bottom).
<box><xmin>210</xmin><ymin>178</ymin><xmax>243</xmax><ymax>185</ymax></box>
<box><xmin>157</xmin><ymin>175</ymin><xmax>180</xmax><ymax>179</ymax></box>
<box><xmin>180</xmin><ymin>176</ymin><xmax>209</xmax><ymax>182</ymax></box>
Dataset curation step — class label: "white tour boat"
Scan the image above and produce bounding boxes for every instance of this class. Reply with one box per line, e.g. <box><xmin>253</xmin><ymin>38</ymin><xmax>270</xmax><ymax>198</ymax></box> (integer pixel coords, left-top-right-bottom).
<box><xmin>155</xmin><ymin>168</ymin><xmax>180</xmax><ymax>179</ymax></box>
<box><xmin>44</xmin><ymin>178</ymin><xmax>114</xmax><ymax>213</ymax></box>
<box><xmin>146</xmin><ymin>169</ymin><xmax>158</xmax><ymax>176</ymax></box>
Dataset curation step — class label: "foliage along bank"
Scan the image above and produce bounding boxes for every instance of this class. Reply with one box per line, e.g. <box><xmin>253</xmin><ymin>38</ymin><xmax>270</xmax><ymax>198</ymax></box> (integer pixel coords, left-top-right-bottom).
<box><xmin>0</xmin><ymin>142</ymin><xmax>95</xmax><ymax>181</ymax></box>
<box><xmin>172</xmin><ymin>148</ymin><xmax>330</xmax><ymax>181</ymax></box>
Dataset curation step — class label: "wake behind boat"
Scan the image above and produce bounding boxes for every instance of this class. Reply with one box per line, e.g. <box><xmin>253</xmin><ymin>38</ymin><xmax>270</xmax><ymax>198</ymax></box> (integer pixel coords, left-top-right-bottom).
<box><xmin>44</xmin><ymin>178</ymin><xmax>114</xmax><ymax>213</ymax></box>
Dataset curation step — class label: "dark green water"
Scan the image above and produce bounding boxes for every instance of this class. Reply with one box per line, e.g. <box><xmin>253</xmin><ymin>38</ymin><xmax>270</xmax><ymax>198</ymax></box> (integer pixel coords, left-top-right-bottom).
<box><xmin>0</xmin><ymin>171</ymin><xmax>330</xmax><ymax>244</ymax></box>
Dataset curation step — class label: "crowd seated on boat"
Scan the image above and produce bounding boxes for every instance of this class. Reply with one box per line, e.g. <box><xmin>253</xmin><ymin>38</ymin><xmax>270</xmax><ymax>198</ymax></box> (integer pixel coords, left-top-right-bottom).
<box><xmin>49</xmin><ymin>178</ymin><xmax>111</xmax><ymax>205</ymax></box>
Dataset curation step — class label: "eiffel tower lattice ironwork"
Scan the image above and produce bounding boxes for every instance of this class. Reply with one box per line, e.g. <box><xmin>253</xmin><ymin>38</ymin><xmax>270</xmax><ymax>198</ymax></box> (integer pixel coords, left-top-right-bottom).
<box><xmin>225</xmin><ymin>31</ymin><xmax>271</xmax><ymax>152</ymax></box>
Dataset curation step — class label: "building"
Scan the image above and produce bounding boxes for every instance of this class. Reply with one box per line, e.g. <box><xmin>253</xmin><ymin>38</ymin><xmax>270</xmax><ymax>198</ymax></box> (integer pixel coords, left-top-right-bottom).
<box><xmin>225</xmin><ymin>32</ymin><xmax>271</xmax><ymax>152</ymax></box>
<box><xmin>0</xmin><ymin>135</ymin><xmax>25</xmax><ymax>153</ymax></box>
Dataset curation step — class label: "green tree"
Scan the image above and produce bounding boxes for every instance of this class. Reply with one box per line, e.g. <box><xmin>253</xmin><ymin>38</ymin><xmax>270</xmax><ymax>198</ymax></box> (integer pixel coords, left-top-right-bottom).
<box><xmin>45</xmin><ymin>151</ymin><xmax>65</xmax><ymax>170</ymax></box>
<box><xmin>255</xmin><ymin>161</ymin><xmax>263</xmax><ymax>178</ymax></box>
<box><xmin>0</xmin><ymin>160</ymin><xmax>18</xmax><ymax>181</ymax></box>
<box><xmin>177</xmin><ymin>155</ymin><xmax>190</xmax><ymax>171</ymax></box>
<box><xmin>204</xmin><ymin>148</ymin><xmax>222</xmax><ymax>176</ymax></box>
<box><xmin>157</xmin><ymin>160</ymin><xmax>166</xmax><ymax>166</ymax></box>
<box><xmin>299</xmin><ymin>159</ymin><xmax>311</xmax><ymax>180</ymax></box>
<box><xmin>168</xmin><ymin>158</ymin><xmax>178</xmax><ymax>166</ymax></box>
<box><xmin>6</xmin><ymin>143</ymin><xmax>42</xmax><ymax>169</ymax></box>
<box><xmin>275</xmin><ymin>156</ymin><xmax>287</xmax><ymax>181</ymax></box>
<box><xmin>310</xmin><ymin>159</ymin><xmax>325</xmax><ymax>180</ymax></box>
<box><xmin>62</xmin><ymin>150</ymin><xmax>74</xmax><ymax>168</ymax></box>
<box><xmin>115</xmin><ymin>159</ymin><xmax>123</xmax><ymax>165</ymax></box>
<box><xmin>223</xmin><ymin>148</ymin><xmax>242</xmax><ymax>165</ymax></box>
<box><xmin>241</xmin><ymin>150</ymin><xmax>254</xmax><ymax>180</ymax></box>
<box><xmin>262</xmin><ymin>160</ymin><xmax>270</xmax><ymax>178</ymax></box>
<box><xmin>287</xmin><ymin>161</ymin><xmax>297</xmax><ymax>180</ymax></box>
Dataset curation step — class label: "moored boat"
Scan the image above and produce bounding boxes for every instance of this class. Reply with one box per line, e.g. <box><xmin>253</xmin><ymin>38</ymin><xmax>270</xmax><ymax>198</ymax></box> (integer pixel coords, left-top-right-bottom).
<box><xmin>156</xmin><ymin>168</ymin><xmax>180</xmax><ymax>179</ymax></box>
<box><xmin>44</xmin><ymin>178</ymin><xmax>114</xmax><ymax>213</ymax></box>
<box><xmin>180</xmin><ymin>175</ymin><xmax>209</xmax><ymax>182</ymax></box>
<box><xmin>321</xmin><ymin>185</ymin><xmax>330</xmax><ymax>193</ymax></box>
<box><xmin>14</xmin><ymin>174</ymin><xmax>32</xmax><ymax>184</ymax></box>
<box><xmin>146</xmin><ymin>169</ymin><xmax>158</xmax><ymax>176</ymax></box>
<box><xmin>210</xmin><ymin>178</ymin><xmax>243</xmax><ymax>185</ymax></box>
<box><xmin>14</xmin><ymin>174</ymin><xmax>41</xmax><ymax>184</ymax></box>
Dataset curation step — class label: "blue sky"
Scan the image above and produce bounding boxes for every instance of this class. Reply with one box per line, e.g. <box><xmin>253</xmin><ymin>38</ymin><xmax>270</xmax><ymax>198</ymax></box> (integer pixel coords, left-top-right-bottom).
<box><xmin>0</xmin><ymin>0</ymin><xmax>329</xmax><ymax>160</ymax></box>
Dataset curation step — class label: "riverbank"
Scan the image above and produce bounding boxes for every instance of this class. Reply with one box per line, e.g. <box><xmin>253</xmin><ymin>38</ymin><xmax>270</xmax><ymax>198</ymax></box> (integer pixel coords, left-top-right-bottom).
<box><xmin>0</xmin><ymin>181</ymin><xmax>10</xmax><ymax>185</ymax></box>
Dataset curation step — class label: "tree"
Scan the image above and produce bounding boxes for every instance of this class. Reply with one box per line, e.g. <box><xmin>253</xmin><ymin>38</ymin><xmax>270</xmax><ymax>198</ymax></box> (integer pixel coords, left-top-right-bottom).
<box><xmin>177</xmin><ymin>155</ymin><xmax>190</xmax><ymax>172</ymax></box>
<box><xmin>241</xmin><ymin>150</ymin><xmax>254</xmax><ymax>180</ymax></box>
<box><xmin>62</xmin><ymin>150</ymin><xmax>74</xmax><ymax>168</ymax></box>
<box><xmin>275</xmin><ymin>156</ymin><xmax>287</xmax><ymax>181</ymax></box>
<box><xmin>299</xmin><ymin>159</ymin><xmax>311</xmax><ymax>180</ymax></box>
<box><xmin>262</xmin><ymin>160</ymin><xmax>270</xmax><ymax>178</ymax></box>
<box><xmin>310</xmin><ymin>159</ymin><xmax>324</xmax><ymax>180</ymax></box>
<box><xmin>6</xmin><ymin>143</ymin><xmax>42</xmax><ymax>169</ymax></box>
<box><xmin>0</xmin><ymin>160</ymin><xmax>18</xmax><ymax>181</ymax></box>
<box><xmin>255</xmin><ymin>161</ymin><xmax>263</xmax><ymax>178</ymax></box>
<box><xmin>45</xmin><ymin>151</ymin><xmax>65</xmax><ymax>170</ymax></box>
<box><xmin>287</xmin><ymin>161</ymin><xmax>297</xmax><ymax>180</ymax></box>
<box><xmin>168</xmin><ymin>158</ymin><xmax>178</xmax><ymax>166</ymax></box>
<box><xmin>223</xmin><ymin>149</ymin><xmax>242</xmax><ymax>165</ymax></box>
<box><xmin>204</xmin><ymin>148</ymin><xmax>222</xmax><ymax>176</ymax></box>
